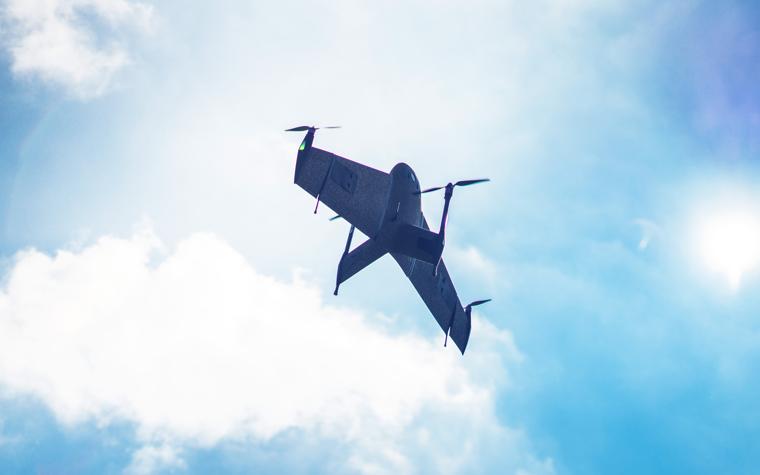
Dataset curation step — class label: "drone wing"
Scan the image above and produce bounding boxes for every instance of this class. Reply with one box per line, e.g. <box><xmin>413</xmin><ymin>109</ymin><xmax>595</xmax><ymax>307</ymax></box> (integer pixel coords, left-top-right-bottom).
<box><xmin>391</xmin><ymin>215</ymin><xmax>471</xmax><ymax>354</ymax></box>
<box><xmin>295</xmin><ymin>147</ymin><xmax>391</xmax><ymax>238</ymax></box>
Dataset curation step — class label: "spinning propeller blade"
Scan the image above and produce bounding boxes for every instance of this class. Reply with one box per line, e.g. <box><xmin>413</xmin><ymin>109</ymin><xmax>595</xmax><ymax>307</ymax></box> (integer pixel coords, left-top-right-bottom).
<box><xmin>285</xmin><ymin>125</ymin><xmax>341</xmax><ymax>132</ymax></box>
<box><xmin>455</xmin><ymin>178</ymin><xmax>490</xmax><ymax>187</ymax></box>
<box><xmin>467</xmin><ymin>299</ymin><xmax>492</xmax><ymax>308</ymax></box>
<box><xmin>415</xmin><ymin>179</ymin><xmax>490</xmax><ymax>195</ymax></box>
<box><xmin>418</xmin><ymin>186</ymin><xmax>446</xmax><ymax>194</ymax></box>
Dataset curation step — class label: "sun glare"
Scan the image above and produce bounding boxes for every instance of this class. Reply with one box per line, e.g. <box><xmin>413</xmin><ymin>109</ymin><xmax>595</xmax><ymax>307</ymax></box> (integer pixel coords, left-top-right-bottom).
<box><xmin>697</xmin><ymin>210</ymin><xmax>760</xmax><ymax>290</ymax></box>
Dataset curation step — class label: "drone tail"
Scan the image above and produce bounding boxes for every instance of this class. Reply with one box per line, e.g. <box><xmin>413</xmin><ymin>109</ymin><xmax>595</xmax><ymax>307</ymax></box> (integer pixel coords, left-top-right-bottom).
<box><xmin>334</xmin><ymin>237</ymin><xmax>388</xmax><ymax>296</ymax></box>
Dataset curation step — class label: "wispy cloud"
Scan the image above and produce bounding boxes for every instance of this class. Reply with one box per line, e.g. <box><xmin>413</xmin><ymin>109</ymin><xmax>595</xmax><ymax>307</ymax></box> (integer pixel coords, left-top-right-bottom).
<box><xmin>633</xmin><ymin>218</ymin><xmax>661</xmax><ymax>250</ymax></box>
<box><xmin>1</xmin><ymin>0</ymin><xmax>154</xmax><ymax>98</ymax></box>
<box><xmin>448</xmin><ymin>245</ymin><xmax>500</xmax><ymax>281</ymax></box>
<box><xmin>124</xmin><ymin>444</ymin><xmax>185</xmax><ymax>475</ymax></box>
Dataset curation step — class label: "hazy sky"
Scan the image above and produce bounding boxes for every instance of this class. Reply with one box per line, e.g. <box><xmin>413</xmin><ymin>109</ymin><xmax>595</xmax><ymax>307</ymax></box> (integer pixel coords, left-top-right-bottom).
<box><xmin>1</xmin><ymin>1</ymin><xmax>760</xmax><ymax>474</ymax></box>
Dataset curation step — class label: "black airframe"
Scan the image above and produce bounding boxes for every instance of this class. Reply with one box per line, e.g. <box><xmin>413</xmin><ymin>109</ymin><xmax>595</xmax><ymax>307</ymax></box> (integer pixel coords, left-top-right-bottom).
<box><xmin>288</xmin><ymin>126</ymin><xmax>491</xmax><ymax>354</ymax></box>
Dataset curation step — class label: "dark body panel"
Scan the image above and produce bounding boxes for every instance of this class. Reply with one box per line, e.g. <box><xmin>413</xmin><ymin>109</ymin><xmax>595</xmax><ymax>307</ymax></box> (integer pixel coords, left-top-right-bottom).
<box><xmin>295</xmin><ymin>147</ymin><xmax>391</xmax><ymax>238</ymax></box>
<box><xmin>382</xmin><ymin>164</ymin><xmax>471</xmax><ymax>354</ymax></box>
<box><xmin>391</xmin><ymin>216</ymin><xmax>470</xmax><ymax>354</ymax></box>
<box><xmin>292</xmin><ymin>140</ymin><xmax>474</xmax><ymax>354</ymax></box>
<box><xmin>374</xmin><ymin>164</ymin><xmax>441</xmax><ymax>265</ymax></box>
<box><xmin>335</xmin><ymin>238</ymin><xmax>387</xmax><ymax>291</ymax></box>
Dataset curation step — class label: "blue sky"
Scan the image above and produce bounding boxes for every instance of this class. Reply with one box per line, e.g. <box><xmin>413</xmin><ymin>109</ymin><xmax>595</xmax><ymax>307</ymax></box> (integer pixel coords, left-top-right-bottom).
<box><xmin>1</xmin><ymin>1</ymin><xmax>760</xmax><ymax>474</ymax></box>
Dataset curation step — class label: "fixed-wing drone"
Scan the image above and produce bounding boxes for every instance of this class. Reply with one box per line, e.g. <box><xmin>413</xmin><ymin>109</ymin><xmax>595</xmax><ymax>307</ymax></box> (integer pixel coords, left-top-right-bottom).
<box><xmin>287</xmin><ymin>126</ymin><xmax>491</xmax><ymax>354</ymax></box>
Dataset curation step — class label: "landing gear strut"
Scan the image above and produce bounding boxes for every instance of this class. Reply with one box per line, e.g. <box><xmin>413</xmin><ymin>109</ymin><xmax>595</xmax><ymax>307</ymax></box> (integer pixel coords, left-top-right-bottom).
<box><xmin>433</xmin><ymin>183</ymin><xmax>455</xmax><ymax>275</ymax></box>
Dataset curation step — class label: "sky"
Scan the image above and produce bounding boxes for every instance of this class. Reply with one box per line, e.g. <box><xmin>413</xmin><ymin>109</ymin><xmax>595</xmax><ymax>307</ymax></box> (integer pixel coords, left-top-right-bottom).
<box><xmin>1</xmin><ymin>0</ymin><xmax>760</xmax><ymax>474</ymax></box>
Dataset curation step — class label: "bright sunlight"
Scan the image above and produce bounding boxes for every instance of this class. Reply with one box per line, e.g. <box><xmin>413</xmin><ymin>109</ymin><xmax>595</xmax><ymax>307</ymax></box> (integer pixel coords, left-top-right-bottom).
<box><xmin>696</xmin><ymin>209</ymin><xmax>760</xmax><ymax>290</ymax></box>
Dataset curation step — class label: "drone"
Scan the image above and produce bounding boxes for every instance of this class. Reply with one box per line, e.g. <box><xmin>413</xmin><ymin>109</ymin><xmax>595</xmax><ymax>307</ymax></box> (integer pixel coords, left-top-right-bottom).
<box><xmin>287</xmin><ymin>125</ymin><xmax>491</xmax><ymax>354</ymax></box>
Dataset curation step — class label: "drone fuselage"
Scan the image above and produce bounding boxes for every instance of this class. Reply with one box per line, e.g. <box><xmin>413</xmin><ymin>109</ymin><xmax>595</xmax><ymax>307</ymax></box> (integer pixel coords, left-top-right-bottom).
<box><xmin>374</xmin><ymin>163</ymin><xmax>445</xmax><ymax>267</ymax></box>
<box><xmin>289</xmin><ymin>127</ymin><xmax>490</xmax><ymax>354</ymax></box>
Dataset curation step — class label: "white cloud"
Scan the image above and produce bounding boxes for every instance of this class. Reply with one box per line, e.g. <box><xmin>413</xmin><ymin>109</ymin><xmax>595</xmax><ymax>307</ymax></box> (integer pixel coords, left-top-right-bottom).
<box><xmin>1</xmin><ymin>0</ymin><xmax>154</xmax><ymax>98</ymax></box>
<box><xmin>0</xmin><ymin>228</ymin><xmax>550</xmax><ymax>474</ymax></box>
<box><xmin>633</xmin><ymin>218</ymin><xmax>661</xmax><ymax>250</ymax></box>
<box><xmin>447</xmin><ymin>245</ymin><xmax>501</xmax><ymax>287</ymax></box>
<box><xmin>124</xmin><ymin>444</ymin><xmax>185</xmax><ymax>475</ymax></box>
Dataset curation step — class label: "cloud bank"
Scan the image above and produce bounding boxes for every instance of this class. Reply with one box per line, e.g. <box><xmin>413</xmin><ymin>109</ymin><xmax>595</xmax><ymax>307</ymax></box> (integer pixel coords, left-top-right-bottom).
<box><xmin>0</xmin><ymin>229</ymin><xmax>547</xmax><ymax>474</ymax></box>
<box><xmin>1</xmin><ymin>0</ymin><xmax>153</xmax><ymax>98</ymax></box>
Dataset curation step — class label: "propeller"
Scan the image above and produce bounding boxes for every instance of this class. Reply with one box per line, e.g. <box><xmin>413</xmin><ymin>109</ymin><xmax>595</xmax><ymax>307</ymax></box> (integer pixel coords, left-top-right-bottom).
<box><xmin>416</xmin><ymin>178</ymin><xmax>490</xmax><ymax>194</ymax></box>
<box><xmin>464</xmin><ymin>298</ymin><xmax>492</xmax><ymax>320</ymax></box>
<box><xmin>446</xmin><ymin>299</ymin><xmax>492</xmax><ymax>348</ymax></box>
<box><xmin>466</xmin><ymin>299</ymin><xmax>492</xmax><ymax>310</ymax></box>
<box><xmin>285</xmin><ymin>125</ymin><xmax>341</xmax><ymax>132</ymax></box>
